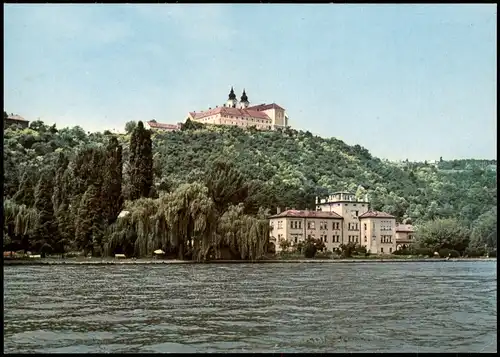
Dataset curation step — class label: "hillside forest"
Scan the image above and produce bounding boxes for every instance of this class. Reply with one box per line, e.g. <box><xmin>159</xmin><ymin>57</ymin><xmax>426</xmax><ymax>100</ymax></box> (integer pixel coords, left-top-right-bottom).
<box><xmin>3</xmin><ymin>116</ymin><xmax>497</xmax><ymax>259</ymax></box>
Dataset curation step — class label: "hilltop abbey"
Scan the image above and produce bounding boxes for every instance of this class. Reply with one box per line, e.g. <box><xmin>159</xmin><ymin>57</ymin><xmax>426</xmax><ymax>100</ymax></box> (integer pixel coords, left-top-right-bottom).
<box><xmin>187</xmin><ymin>87</ymin><xmax>290</xmax><ymax>131</ymax></box>
<box><xmin>145</xmin><ymin>87</ymin><xmax>290</xmax><ymax>132</ymax></box>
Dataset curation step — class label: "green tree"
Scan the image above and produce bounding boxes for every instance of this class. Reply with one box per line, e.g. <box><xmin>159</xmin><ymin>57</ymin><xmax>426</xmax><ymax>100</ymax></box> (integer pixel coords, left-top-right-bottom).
<box><xmin>469</xmin><ymin>207</ymin><xmax>497</xmax><ymax>250</ymax></box>
<box><xmin>33</xmin><ymin>170</ymin><xmax>58</xmax><ymax>254</ymax></box>
<box><xmin>102</xmin><ymin>136</ymin><xmax>123</xmax><ymax>225</ymax></box>
<box><xmin>75</xmin><ymin>185</ymin><xmax>104</xmax><ymax>256</ymax></box>
<box><xmin>124</xmin><ymin>121</ymin><xmax>137</xmax><ymax>134</ymax></box>
<box><xmin>204</xmin><ymin>159</ymin><xmax>249</xmax><ymax>215</ymax></box>
<box><xmin>128</xmin><ymin>121</ymin><xmax>153</xmax><ymax>200</ymax></box>
<box><xmin>415</xmin><ymin>218</ymin><xmax>470</xmax><ymax>254</ymax></box>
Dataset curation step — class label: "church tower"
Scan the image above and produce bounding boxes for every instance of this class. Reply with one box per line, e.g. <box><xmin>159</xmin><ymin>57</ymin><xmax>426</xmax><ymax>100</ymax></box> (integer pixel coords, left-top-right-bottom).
<box><xmin>225</xmin><ymin>87</ymin><xmax>237</xmax><ymax>108</ymax></box>
<box><xmin>239</xmin><ymin>89</ymin><xmax>249</xmax><ymax>109</ymax></box>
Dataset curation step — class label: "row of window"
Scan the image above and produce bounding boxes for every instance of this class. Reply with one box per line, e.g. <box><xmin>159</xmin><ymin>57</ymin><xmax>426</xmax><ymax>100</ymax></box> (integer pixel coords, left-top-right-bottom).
<box><xmin>319</xmin><ymin>235</ymin><xmax>341</xmax><ymax>243</ymax></box>
<box><xmin>381</xmin><ymin>235</ymin><xmax>393</xmax><ymax>243</ymax></box>
<box><xmin>226</xmin><ymin>115</ymin><xmax>271</xmax><ymax>123</ymax></box>
<box><xmin>348</xmin><ymin>223</ymin><xmax>359</xmax><ymax>231</ymax></box>
<box><xmin>287</xmin><ymin>221</ymin><xmax>342</xmax><ymax>230</ymax></box>
<box><xmin>275</xmin><ymin>220</ymin><xmax>395</xmax><ymax>236</ymax></box>
<box><xmin>347</xmin><ymin>235</ymin><xmax>359</xmax><ymax>243</ymax></box>
<box><xmin>278</xmin><ymin>234</ymin><xmax>395</xmax><ymax>246</ymax></box>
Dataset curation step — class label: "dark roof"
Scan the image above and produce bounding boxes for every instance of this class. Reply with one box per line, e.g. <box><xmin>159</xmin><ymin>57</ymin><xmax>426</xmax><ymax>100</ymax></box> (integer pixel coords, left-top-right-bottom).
<box><xmin>240</xmin><ymin>89</ymin><xmax>248</xmax><ymax>103</ymax></box>
<box><xmin>269</xmin><ymin>210</ymin><xmax>343</xmax><ymax>219</ymax></box>
<box><xmin>359</xmin><ymin>210</ymin><xmax>395</xmax><ymax>219</ymax></box>
<box><xmin>228</xmin><ymin>87</ymin><xmax>236</xmax><ymax>100</ymax></box>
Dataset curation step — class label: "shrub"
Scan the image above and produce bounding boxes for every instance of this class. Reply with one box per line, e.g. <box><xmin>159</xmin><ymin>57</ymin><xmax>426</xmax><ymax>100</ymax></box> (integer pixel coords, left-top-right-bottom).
<box><xmin>339</xmin><ymin>242</ymin><xmax>357</xmax><ymax>258</ymax></box>
<box><xmin>438</xmin><ymin>248</ymin><xmax>461</xmax><ymax>258</ymax></box>
<box><xmin>316</xmin><ymin>251</ymin><xmax>333</xmax><ymax>259</ymax></box>
<box><xmin>488</xmin><ymin>250</ymin><xmax>497</xmax><ymax>258</ymax></box>
<box><xmin>413</xmin><ymin>247</ymin><xmax>434</xmax><ymax>257</ymax></box>
<box><xmin>40</xmin><ymin>243</ymin><xmax>53</xmax><ymax>258</ymax></box>
<box><xmin>355</xmin><ymin>245</ymin><xmax>367</xmax><ymax>255</ymax></box>
<box><xmin>464</xmin><ymin>247</ymin><xmax>485</xmax><ymax>257</ymax></box>
<box><xmin>303</xmin><ymin>242</ymin><xmax>317</xmax><ymax>258</ymax></box>
<box><xmin>393</xmin><ymin>248</ymin><xmax>412</xmax><ymax>255</ymax></box>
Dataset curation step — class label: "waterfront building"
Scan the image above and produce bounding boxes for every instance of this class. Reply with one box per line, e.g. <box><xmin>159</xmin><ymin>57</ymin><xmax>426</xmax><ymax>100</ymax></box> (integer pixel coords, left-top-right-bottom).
<box><xmin>395</xmin><ymin>224</ymin><xmax>416</xmax><ymax>250</ymax></box>
<box><xmin>187</xmin><ymin>87</ymin><xmax>289</xmax><ymax>131</ymax></box>
<box><xmin>269</xmin><ymin>192</ymin><xmax>398</xmax><ymax>254</ymax></box>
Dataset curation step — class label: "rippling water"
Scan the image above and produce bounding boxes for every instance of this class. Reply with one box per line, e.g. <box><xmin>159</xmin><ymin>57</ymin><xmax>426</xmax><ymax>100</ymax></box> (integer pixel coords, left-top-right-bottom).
<box><xmin>3</xmin><ymin>261</ymin><xmax>497</xmax><ymax>353</ymax></box>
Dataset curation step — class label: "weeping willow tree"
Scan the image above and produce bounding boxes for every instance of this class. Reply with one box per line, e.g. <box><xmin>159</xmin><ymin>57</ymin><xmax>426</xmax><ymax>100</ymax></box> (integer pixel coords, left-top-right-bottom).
<box><xmin>101</xmin><ymin>181</ymin><xmax>270</xmax><ymax>261</ymax></box>
<box><xmin>214</xmin><ymin>204</ymin><xmax>270</xmax><ymax>260</ymax></box>
<box><xmin>3</xmin><ymin>199</ymin><xmax>39</xmax><ymax>252</ymax></box>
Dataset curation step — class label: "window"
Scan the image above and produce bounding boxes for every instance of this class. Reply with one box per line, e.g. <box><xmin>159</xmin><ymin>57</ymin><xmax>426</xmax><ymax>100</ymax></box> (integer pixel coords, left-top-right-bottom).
<box><xmin>307</xmin><ymin>234</ymin><xmax>312</xmax><ymax>240</ymax></box>
<box><xmin>381</xmin><ymin>247</ymin><xmax>384</xmax><ymax>253</ymax></box>
<box><xmin>298</xmin><ymin>221</ymin><xmax>302</xmax><ymax>229</ymax></box>
<box><xmin>307</xmin><ymin>221</ymin><xmax>315</xmax><ymax>229</ymax></box>
<box><xmin>389</xmin><ymin>247</ymin><xmax>392</xmax><ymax>253</ymax></box>
<box><xmin>294</xmin><ymin>236</ymin><xmax>298</xmax><ymax>243</ymax></box>
<box><xmin>364</xmin><ymin>235</ymin><xmax>367</xmax><ymax>242</ymax></box>
<box><xmin>381</xmin><ymin>235</ymin><xmax>393</xmax><ymax>244</ymax></box>
<box><xmin>277</xmin><ymin>221</ymin><xmax>283</xmax><ymax>229</ymax></box>
<box><xmin>364</xmin><ymin>223</ymin><xmax>367</xmax><ymax>230</ymax></box>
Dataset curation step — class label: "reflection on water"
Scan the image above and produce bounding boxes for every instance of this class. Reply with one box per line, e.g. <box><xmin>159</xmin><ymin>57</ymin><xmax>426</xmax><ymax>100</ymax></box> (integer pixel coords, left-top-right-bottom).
<box><xmin>3</xmin><ymin>262</ymin><xmax>497</xmax><ymax>353</ymax></box>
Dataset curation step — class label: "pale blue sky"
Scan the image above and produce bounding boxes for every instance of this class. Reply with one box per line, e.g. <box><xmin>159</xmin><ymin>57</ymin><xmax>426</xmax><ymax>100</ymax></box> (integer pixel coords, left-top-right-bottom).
<box><xmin>4</xmin><ymin>4</ymin><xmax>497</xmax><ymax>161</ymax></box>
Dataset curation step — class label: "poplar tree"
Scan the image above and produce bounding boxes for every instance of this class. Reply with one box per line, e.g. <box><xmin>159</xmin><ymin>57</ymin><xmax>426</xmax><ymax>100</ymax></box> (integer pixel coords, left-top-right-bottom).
<box><xmin>34</xmin><ymin>169</ymin><xmax>57</xmax><ymax>254</ymax></box>
<box><xmin>128</xmin><ymin>121</ymin><xmax>153</xmax><ymax>200</ymax></box>
<box><xmin>101</xmin><ymin>136</ymin><xmax>123</xmax><ymax>225</ymax></box>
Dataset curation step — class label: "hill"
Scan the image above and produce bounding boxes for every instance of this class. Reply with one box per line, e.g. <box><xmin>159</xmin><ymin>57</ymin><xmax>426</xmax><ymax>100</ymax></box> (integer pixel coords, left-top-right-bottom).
<box><xmin>4</xmin><ymin>120</ymin><xmax>497</xmax><ymax>226</ymax></box>
<box><xmin>2</xmin><ymin>119</ymin><xmax>497</xmax><ymax>258</ymax></box>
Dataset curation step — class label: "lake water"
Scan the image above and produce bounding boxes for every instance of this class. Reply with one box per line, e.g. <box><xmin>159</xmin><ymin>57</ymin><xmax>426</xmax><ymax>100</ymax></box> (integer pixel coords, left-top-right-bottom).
<box><xmin>3</xmin><ymin>261</ymin><xmax>497</xmax><ymax>353</ymax></box>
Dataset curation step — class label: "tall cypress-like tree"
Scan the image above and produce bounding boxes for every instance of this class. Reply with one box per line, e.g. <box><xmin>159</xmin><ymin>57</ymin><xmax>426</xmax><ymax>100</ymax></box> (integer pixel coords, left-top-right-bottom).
<box><xmin>102</xmin><ymin>136</ymin><xmax>123</xmax><ymax>225</ymax></box>
<box><xmin>128</xmin><ymin>121</ymin><xmax>153</xmax><ymax>200</ymax></box>
<box><xmin>34</xmin><ymin>169</ymin><xmax>57</xmax><ymax>254</ymax></box>
<box><xmin>13</xmin><ymin>168</ymin><xmax>36</xmax><ymax>207</ymax></box>
<box><xmin>52</xmin><ymin>152</ymin><xmax>70</xmax><ymax>211</ymax></box>
<box><xmin>75</xmin><ymin>185</ymin><xmax>102</xmax><ymax>256</ymax></box>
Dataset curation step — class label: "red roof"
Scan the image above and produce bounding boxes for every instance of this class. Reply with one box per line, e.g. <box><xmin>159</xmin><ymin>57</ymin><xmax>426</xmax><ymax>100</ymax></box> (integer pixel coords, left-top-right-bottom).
<box><xmin>147</xmin><ymin>121</ymin><xmax>179</xmax><ymax>131</ymax></box>
<box><xmin>270</xmin><ymin>210</ymin><xmax>343</xmax><ymax>219</ymax></box>
<box><xmin>6</xmin><ymin>114</ymin><xmax>28</xmax><ymax>122</ymax></box>
<box><xmin>359</xmin><ymin>210</ymin><xmax>395</xmax><ymax>219</ymax></box>
<box><xmin>190</xmin><ymin>107</ymin><xmax>271</xmax><ymax>121</ymax></box>
<box><xmin>396</xmin><ymin>224</ymin><xmax>415</xmax><ymax>232</ymax></box>
<box><xmin>247</xmin><ymin>103</ymin><xmax>285</xmax><ymax>111</ymax></box>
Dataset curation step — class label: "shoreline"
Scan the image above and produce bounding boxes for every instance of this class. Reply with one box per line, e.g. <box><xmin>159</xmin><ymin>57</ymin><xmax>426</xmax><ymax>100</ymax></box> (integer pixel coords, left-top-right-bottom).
<box><xmin>3</xmin><ymin>257</ymin><xmax>496</xmax><ymax>266</ymax></box>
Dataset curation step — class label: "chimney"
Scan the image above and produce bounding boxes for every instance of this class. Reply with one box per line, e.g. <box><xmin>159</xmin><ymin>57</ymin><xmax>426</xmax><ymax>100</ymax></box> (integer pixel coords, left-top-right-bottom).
<box><xmin>276</xmin><ymin>207</ymin><xmax>281</xmax><ymax>214</ymax></box>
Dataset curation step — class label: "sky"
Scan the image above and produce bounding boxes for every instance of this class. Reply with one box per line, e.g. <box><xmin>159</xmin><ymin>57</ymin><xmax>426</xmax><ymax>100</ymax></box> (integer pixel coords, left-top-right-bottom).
<box><xmin>4</xmin><ymin>4</ymin><xmax>497</xmax><ymax>161</ymax></box>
